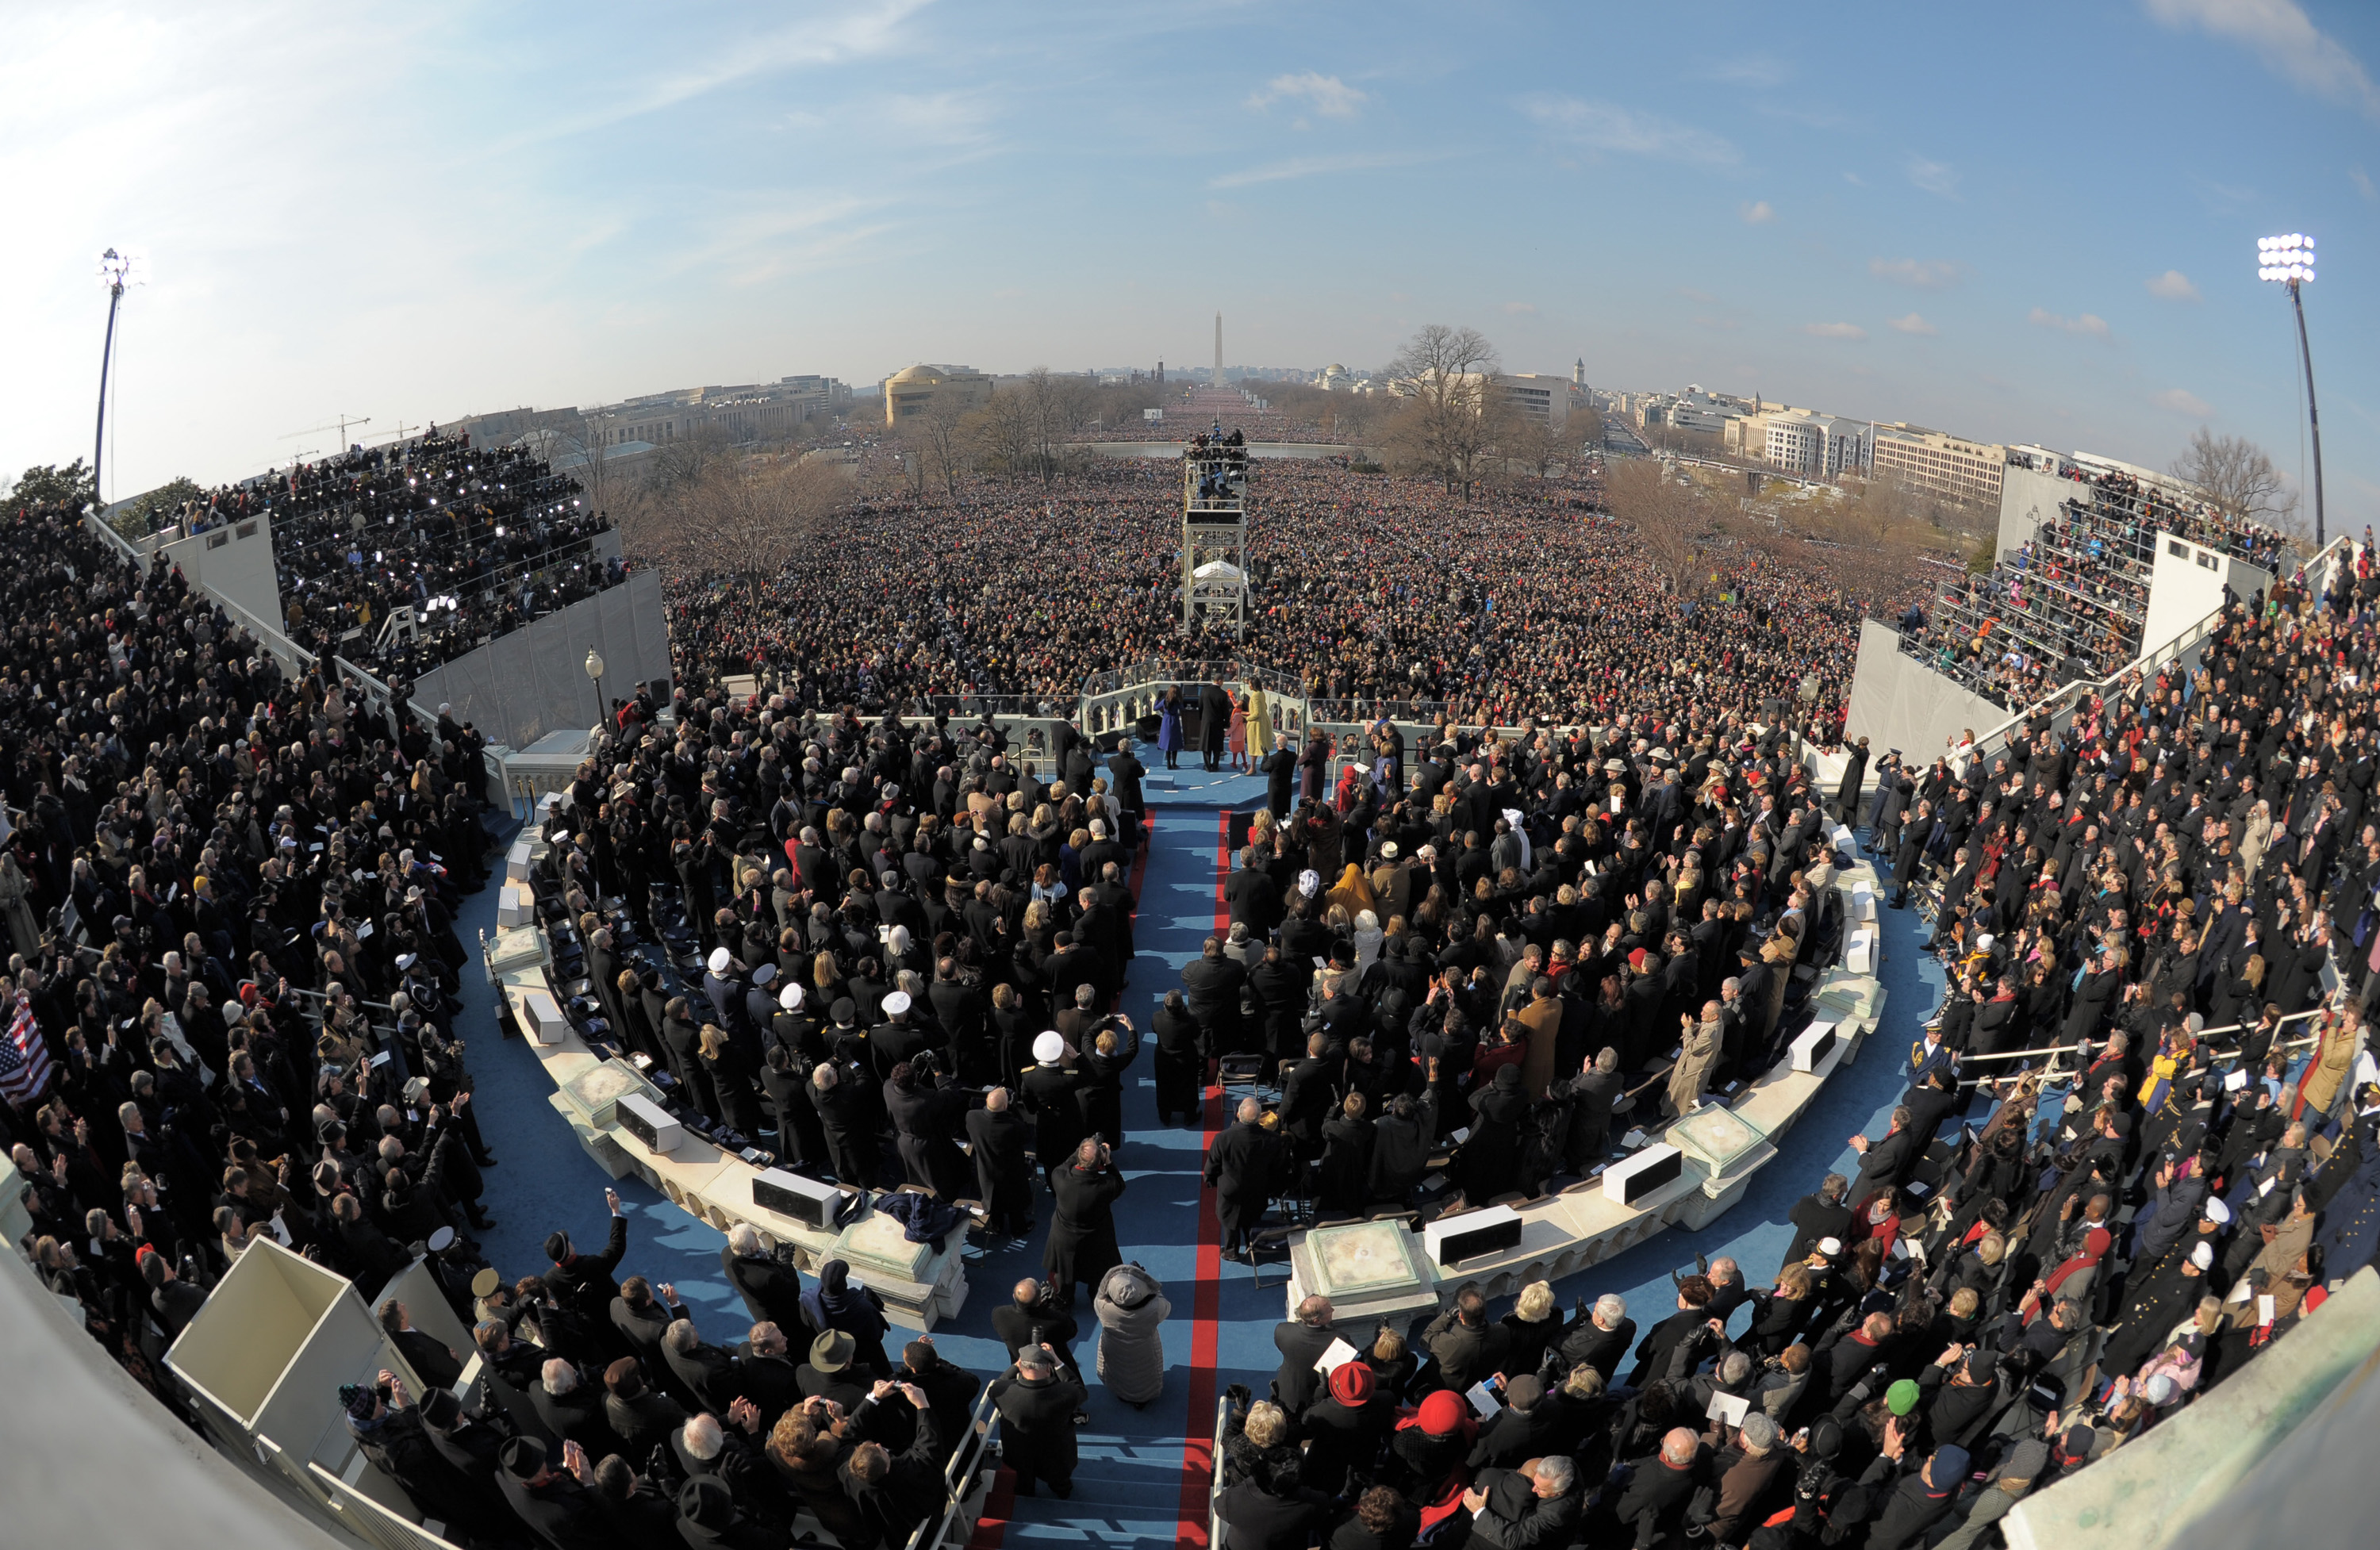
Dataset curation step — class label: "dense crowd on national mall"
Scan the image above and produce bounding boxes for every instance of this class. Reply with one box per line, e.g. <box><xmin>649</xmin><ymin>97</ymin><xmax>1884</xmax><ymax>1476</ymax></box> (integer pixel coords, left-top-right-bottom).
<box><xmin>664</xmin><ymin>459</ymin><xmax>1874</xmax><ymax>742</ymax></box>
<box><xmin>6</xmin><ymin>441</ymin><xmax>2380</xmax><ymax>1550</ymax></box>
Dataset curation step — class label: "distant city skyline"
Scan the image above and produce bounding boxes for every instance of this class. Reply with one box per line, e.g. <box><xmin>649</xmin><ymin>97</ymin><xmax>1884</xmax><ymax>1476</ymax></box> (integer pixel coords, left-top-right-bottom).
<box><xmin>5</xmin><ymin>0</ymin><xmax>2377</xmax><ymax>516</ymax></box>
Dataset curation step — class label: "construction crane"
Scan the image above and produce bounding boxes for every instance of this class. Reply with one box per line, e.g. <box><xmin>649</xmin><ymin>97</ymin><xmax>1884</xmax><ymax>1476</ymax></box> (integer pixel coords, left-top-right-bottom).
<box><xmin>279</xmin><ymin>413</ymin><xmax>372</xmax><ymax>455</ymax></box>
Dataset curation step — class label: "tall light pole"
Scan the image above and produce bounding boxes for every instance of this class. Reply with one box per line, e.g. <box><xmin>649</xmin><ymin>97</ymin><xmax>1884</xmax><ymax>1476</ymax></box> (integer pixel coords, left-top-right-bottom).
<box><xmin>2257</xmin><ymin>233</ymin><xmax>2324</xmax><ymax>547</ymax></box>
<box><xmin>93</xmin><ymin>247</ymin><xmax>145</xmax><ymax>505</ymax></box>
<box><xmin>584</xmin><ymin>647</ymin><xmax>606</xmax><ymax>733</ymax></box>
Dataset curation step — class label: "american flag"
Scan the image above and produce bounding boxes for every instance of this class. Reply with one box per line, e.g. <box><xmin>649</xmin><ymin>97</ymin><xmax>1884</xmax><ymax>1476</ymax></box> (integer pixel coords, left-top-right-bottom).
<box><xmin>1</xmin><ymin>994</ymin><xmax>52</xmax><ymax>1108</ymax></box>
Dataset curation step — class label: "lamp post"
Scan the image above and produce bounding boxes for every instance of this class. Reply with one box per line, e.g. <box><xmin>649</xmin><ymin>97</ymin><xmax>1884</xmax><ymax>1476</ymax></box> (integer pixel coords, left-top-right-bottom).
<box><xmin>2257</xmin><ymin>233</ymin><xmax>2324</xmax><ymax>548</ymax></box>
<box><xmin>93</xmin><ymin>247</ymin><xmax>145</xmax><ymax>505</ymax></box>
<box><xmin>584</xmin><ymin>647</ymin><xmax>605</xmax><ymax>734</ymax></box>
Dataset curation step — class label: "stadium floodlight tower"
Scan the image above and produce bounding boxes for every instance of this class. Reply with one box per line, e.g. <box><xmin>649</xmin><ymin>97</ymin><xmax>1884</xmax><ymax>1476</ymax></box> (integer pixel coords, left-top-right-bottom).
<box><xmin>2257</xmin><ymin>232</ymin><xmax>2324</xmax><ymax>547</ymax></box>
<box><xmin>1180</xmin><ymin>438</ymin><xmax>1251</xmax><ymax>639</ymax></box>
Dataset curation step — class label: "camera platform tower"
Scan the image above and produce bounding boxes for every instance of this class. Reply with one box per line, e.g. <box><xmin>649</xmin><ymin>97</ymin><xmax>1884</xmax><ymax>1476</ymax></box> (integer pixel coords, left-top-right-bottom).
<box><xmin>1180</xmin><ymin>441</ymin><xmax>1250</xmax><ymax>639</ymax></box>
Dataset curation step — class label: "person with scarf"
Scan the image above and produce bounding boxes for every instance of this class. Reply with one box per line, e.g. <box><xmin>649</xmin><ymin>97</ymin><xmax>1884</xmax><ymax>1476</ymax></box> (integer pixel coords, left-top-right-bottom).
<box><xmin>2018</xmin><ymin>1226</ymin><xmax>2111</xmax><ymax>1325</ymax></box>
<box><xmin>1386</xmin><ymin>1389</ymin><xmax>1476</xmax><ymax>1529</ymax></box>
<box><xmin>799</xmin><ymin>1258</ymin><xmax>891</xmax><ymax>1376</ymax></box>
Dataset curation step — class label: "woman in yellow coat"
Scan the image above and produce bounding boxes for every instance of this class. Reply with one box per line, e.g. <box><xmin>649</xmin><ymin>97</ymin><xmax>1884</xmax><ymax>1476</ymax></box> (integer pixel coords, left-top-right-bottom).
<box><xmin>1244</xmin><ymin>685</ymin><xmax>1274</xmax><ymax>762</ymax></box>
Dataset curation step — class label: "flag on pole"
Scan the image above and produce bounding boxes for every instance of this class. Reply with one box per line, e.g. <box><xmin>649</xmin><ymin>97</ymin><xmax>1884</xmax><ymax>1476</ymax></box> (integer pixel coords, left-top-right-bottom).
<box><xmin>1</xmin><ymin>995</ymin><xmax>52</xmax><ymax>1108</ymax></box>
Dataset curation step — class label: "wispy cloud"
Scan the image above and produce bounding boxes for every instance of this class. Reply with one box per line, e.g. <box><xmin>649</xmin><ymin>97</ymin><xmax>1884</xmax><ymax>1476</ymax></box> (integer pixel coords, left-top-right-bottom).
<box><xmin>488</xmin><ymin>0</ymin><xmax>932</xmax><ymax>152</ymax></box>
<box><xmin>2353</xmin><ymin>167</ymin><xmax>2378</xmax><ymax>202</ymax></box>
<box><xmin>1888</xmin><ymin>313</ymin><xmax>1938</xmax><ymax>336</ymax></box>
<box><xmin>2155</xmin><ymin>386</ymin><xmax>2215</xmax><ymax>416</ymax></box>
<box><xmin>1500</xmin><ymin>301</ymin><xmax>1537</xmax><ymax>315</ymax></box>
<box><xmin>1517</xmin><ymin>95</ymin><xmax>1738</xmax><ymax>164</ymax></box>
<box><xmin>1740</xmin><ymin>200</ymin><xmax>1776</xmax><ymax>224</ymax></box>
<box><xmin>2031</xmin><ymin>307</ymin><xmax>2113</xmax><ymax>340</ymax></box>
<box><xmin>1695</xmin><ymin>56</ymin><xmax>1790</xmax><ymax>86</ymax></box>
<box><xmin>880</xmin><ymin>90</ymin><xmax>998</xmax><ymax>150</ymax></box>
<box><xmin>1246</xmin><ymin>70</ymin><xmax>1368</xmax><ymax>118</ymax></box>
<box><xmin>1906</xmin><ymin>155</ymin><xmax>1960</xmax><ymax>196</ymax></box>
<box><xmin>1804</xmin><ymin>322</ymin><xmax>1868</xmax><ymax>340</ymax></box>
<box><xmin>2146</xmin><ymin>269</ymin><xmax>2202</xmax><ymax>301</ymax></box>
<box><xmin>2189</xmin><ymin>173</ymin><xmax>2257</xmax><ymax>213</ymax></box>
<box><xmin>1870</xmin><ymin>257</ymin><xmax>1963</xmax><ymax>289</ymax></box>
<box><xmin>1206</xmin><ymin>150</ymin><xmax>1451</xmax><ymax>189</ymax></box>
<box><xmin>2145</xmin><ymin>0</ymin><xmax>2380</xmax><ymax>121</ymax></box>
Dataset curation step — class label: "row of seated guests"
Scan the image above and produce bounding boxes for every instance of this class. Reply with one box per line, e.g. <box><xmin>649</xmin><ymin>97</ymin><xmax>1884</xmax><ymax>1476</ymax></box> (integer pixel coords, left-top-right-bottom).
<box><xmin>335</xmin><ymin>1187</ymin><xmax>1008</xmax><ymax>1550</ymax></box>
<box><xmin>2059</xmin><ymin>466</ymin><xmax>2288</xmax><ymax>574</ymax></box>
<box><xmin>268</xmin><ymin>432</ymin><xmax>621</xmax><ymax>677</ymax></box>
<box><xmin>1902</xmin><ymin>485</ymin><xmax>2289</xmax><ymax>712</ymax></box>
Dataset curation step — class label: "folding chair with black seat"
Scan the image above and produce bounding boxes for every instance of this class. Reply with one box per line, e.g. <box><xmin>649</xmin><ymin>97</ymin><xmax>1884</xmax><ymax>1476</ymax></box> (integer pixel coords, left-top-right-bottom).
<box><xmin>1215</xmin><ymin>1052</ymin><xmax>1265</xmax><ymax>1099</ymax></box>
<box><xmin>1246</xmin><ymin>1223</ymin><xmax>1301</xmax><ymax>1288</ymax></box>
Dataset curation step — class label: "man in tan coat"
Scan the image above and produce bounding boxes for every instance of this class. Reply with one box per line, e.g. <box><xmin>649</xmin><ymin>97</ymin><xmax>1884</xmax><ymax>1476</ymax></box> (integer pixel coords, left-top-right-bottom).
<box><xmin>1518</xmin><ymin>976</ymin><xmax>1564</xmax><ymax>1100</ymax></box>
<box><xmin>1667</xmin><ymin>1004</ymin><xmax>1723</xmax><ymax>1118</ymax></box>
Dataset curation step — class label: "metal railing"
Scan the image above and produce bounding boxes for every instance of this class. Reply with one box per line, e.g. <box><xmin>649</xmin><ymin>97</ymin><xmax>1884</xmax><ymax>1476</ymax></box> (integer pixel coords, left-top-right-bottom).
<box><xmin>1952</xmin><ymin>1005</ymin><xmax>2334</xmax><ymax>1089</ymax></box>
<box><xmin>899</xmin><ymin>1384</ymin><xmax>1004</xmax><ymax>1550</ymax></box>
<box><xmin>1208</xmin><ymin>1394</ymin><xmax>1232</xmax><ymax>1550</ymax></box>
<box><xmin>1948</xmin><ymin>531</ymin><xmax>2358</xmax><ymax>776</ymax></box>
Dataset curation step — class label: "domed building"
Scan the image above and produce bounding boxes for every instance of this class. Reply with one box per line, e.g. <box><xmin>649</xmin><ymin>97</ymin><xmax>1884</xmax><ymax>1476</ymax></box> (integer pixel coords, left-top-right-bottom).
<box><xmin>1318</xmin><ymin>362</ymin><xmax>1353</xmax><ymax>391</ymax></box>
<box><xmin>881</xmin><ymin>363</ymin><xmax>992</xmax><ymax>427</ymax></box>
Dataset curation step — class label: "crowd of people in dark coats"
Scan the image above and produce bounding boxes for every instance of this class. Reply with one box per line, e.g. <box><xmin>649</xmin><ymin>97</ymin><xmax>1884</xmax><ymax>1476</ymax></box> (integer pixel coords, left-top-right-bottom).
<box><xmin>1199</xmin><ymin>548</ymin><xmax>2380</xmax><ymax>1550</ymax></box>
<box><xmin>140</xmin><ymin>428</ymin><xmax>624</xmax><ymax>681</ymax></box>
<box><xmin>660</xmin><ymin>458</ymin><xmax>1891</xmax><ymax>741</ymax></box>
<box><xmin>11</xmin><ymin>448</ymin><xmax>2380</xmax><ymax>1549</ymax></box>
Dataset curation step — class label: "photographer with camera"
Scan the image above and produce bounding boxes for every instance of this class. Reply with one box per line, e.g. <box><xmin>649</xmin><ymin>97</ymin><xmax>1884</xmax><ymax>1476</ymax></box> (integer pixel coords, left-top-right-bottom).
<box><xmin>993</xmin><ymin>1278</ymin><xmax>1081</xmax><ymax>1374</ymax></box>
<box><xmin>1043</xmin><ymin>1137</ymin><xmax>1126</xmax><ymax>1311</ymax></box>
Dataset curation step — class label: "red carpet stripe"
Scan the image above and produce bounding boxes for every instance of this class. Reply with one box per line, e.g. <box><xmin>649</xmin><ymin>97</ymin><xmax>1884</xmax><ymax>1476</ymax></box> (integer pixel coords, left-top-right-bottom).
<box><xmin>973</xmin><ymin>805</ymin><xmax>1207</xmax><ymax>1550</ymax></box>
<box><xmin>1173</xmin><ymin>808</ymin><xmax>1233</xmax><ymax>1549</ymax></box>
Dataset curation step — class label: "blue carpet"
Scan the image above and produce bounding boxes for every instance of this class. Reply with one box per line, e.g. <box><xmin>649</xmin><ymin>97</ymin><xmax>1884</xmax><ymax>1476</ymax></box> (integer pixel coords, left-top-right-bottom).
<box><xmin>451</xmin><ymin>794</ymin><xmax>1946</xmax><ymax>1550</ymax></box>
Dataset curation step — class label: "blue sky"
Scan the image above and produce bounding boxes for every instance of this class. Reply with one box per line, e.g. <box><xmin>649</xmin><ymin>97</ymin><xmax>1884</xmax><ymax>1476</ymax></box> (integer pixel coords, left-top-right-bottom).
<box><xmin>5</xmin><ymin>0</ymin><xmax>2378</xmax><ymax>520</ymax></box>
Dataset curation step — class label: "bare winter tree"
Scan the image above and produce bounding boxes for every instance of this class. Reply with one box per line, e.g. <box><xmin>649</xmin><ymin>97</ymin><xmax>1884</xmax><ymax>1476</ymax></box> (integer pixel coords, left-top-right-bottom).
<box><xmin>915</xmin><ymin>397</ymin><xmax>971</xmax><ymax>499</ymax></box>
<box><xmin>1383</xmin><ymin>324</ymin><xmax>1503</xmax><ymax>497</ymax></box>
<box><xmin>1501</xmin><ymin>416</ymin><xmax>1564</xmax><ymax>481</ymax></box>
<box><xmin>1603</xmin><ymin>458</ymin><xmax>1722</xmax><ymax>598</ymax></box>
<box><xmin>964</xmin><ymin>389</ymin><xmax>1037</xmax><ymax>479</ymax></box>
<box><xmin>2172</xmin><ymin>427</ymin><xmax>2299</xmax><ymax>529</ymax></box>
<box><xmin>655</xmin><ymin>455</ymin><xmax>846</xmax><ymax>581</ymax></box>
<box><xmin>644</xmin><ymin>421</ymin><xmax>735</xmax><ymax>501</ymax></box>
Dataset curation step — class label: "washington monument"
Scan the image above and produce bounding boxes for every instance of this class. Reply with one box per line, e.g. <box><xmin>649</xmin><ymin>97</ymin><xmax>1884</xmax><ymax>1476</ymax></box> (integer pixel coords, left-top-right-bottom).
<box><xmin>1214</xmin><ymin>311</ymin><xmax>1222</xmax><ymax>385</ymax></box>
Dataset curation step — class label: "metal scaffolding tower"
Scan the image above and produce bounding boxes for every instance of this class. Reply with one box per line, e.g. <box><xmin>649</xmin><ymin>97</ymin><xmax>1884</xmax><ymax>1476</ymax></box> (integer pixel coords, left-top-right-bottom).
<box><xmin>1180</xmin><ymin>442</ymin><xmax>1250</xmax><ymax>639</ymax></box>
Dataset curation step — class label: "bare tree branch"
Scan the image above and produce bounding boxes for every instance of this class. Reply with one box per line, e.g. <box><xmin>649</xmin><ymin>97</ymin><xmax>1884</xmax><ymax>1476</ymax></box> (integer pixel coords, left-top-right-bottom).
<box><xmin>2172</xmin><ymin>426</ymin><xmax>2299</xmax><ymax>530</ymax></box>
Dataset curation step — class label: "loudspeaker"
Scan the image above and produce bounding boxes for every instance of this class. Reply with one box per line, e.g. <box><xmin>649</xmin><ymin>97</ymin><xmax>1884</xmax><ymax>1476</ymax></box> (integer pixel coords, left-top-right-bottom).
<box><xmin>615</xmin><ymin>1093</ymin><xmax>682</xmax><ymax>1153</ymax></box>
<box><xmin>752</xmin><ymin>1168</ymin><xmax>843</xmax><ymax>1228</ymax></box>
<box><xmin>520</xmin><ymin>989</ymin><xmax>566</xmax><ymax>1045</ymax></box>
<box><xmin>1791</xmin><ymin>1020</ymin><xmax>1840</xmax><ymax>1074</ymax></box>
<box><xmin>1423</xmin><ymin>1203</ymin><xmax>1523</xmax><ymax>1267</ymax></box>
<box><xmin>1603</xmin><ymin>1143</ymin><xmax>1684</xmax><ymax>1205</ymax></box>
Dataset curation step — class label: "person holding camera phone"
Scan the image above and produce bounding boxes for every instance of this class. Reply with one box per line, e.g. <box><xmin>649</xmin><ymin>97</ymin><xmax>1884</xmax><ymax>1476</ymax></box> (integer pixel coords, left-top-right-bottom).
<box><xmin>1043</xmin><ymin>1138</ymin><xmax>1126</xmax><ymax>1310</ymax></box>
